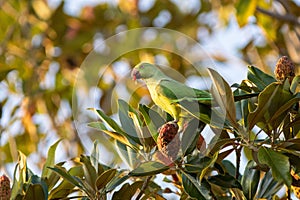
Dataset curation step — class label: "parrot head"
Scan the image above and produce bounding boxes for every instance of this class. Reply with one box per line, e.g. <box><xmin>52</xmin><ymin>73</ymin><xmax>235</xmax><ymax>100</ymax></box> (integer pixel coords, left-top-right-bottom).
<box><xmin>131</xmin><ymin>62</ymin><xmax>163</xmax><ymax>81</ymax></box>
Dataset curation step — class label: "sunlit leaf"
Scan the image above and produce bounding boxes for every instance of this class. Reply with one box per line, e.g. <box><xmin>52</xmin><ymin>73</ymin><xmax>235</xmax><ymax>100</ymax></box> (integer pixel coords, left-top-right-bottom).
<box><xmin>181</xmin><ymin>119</ymin><xmax>206</xmax><ymax>156</ymax></box>
<box><xmin>129</xmin><ymin>161</ymin><xmax>169</xmax><ymax>176</ymax></box>
<box><xmin>42</xmin><ymin>139</ymin><xmax>62</xmax><ymax>178</ymax></box>
<box><xmin>88</xmin><ymin>121</ymin><xmax>139</xmax><ymax>151</ymax></box>
<box><xmin>208</xmin><ymin>68</ymin><xmax>239</xmax><ymax>130</ymax></box>
<box><xmin>257</xmin><ymin>170</ymin><xmax>283</xmax><ymax>199</ymax></box>
<box><xmin>207</xmin><ymin>174</ymin><xmax>242</xmax><ymax>189</ymax></box>
<box><xmin>241</xmin><ymin>160</ymin><xmax>260</xmax><ymax>200</ymax></box>
<box><xmin>248</xmin><ymin>82</ymin><xmax>293</xmax><ymax>131</ymax></box>
<box><xmin>247</xmin><ymin>66</ymin><xmax>276</xmax><ymax>91</ymax></box>
<box><xmin>95</xmin><ymin>169</ymin><xmax>117</xmax><ymax>190</ymax></box>
<box><xmin>181</xmin><ymin>171</ymin><xmax>206</xmax><ymax>200</ymax></box>
<box><xmin>257</xmin><ymin>147</ymin><xmax>292</xmax><ymax>187</ymax></box>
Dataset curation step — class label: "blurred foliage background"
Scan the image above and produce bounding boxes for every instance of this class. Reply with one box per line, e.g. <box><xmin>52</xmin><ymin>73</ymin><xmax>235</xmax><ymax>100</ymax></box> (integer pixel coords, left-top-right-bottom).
<box><xmin>0</xmin><ymin>0</ymin><xmax>300</xmax><ymax>176</ymax></box>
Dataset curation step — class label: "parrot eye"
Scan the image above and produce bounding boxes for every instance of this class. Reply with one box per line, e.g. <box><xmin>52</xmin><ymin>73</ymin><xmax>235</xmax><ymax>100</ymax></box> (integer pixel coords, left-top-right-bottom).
<box><xmin>140</xmin><ymin>64</ymin><xmax>144</xmax><ymax>69</ymax></box>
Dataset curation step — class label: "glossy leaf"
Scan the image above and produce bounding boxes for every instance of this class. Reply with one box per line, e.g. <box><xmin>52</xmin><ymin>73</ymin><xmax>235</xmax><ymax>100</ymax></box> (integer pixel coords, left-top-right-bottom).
<box><xmin>248</xmin><ymin>82</ymin><xmax>293</xmax><ymax>131</ymax></box>
<box><xmin>181</xmin><ymin>171</ymin><xmax>206</xmax><ymax>200</ymax></box>
<box><xmin>208</xmin><ymin>68</ymin><xmax>239</xmax><ymax>129</ymax></box>
<box><xmin>88</xmin><ymin>121</ymin><xmax>139</xmax><ymax>151</ymax></box>
<box><xmin>257</xmin><ymin>147</ymin><xmax>292</xmax><ymax>187</ymax></box>
<box><xmin>80</xmin><ymin>155</ymin><xmax>97</xmax><ymax>189</ymax></box>
<box><xmin>96</xmin><ymin>169</ymin><xmax>117</xmax><ymax>190</ymax></box>
<box><xmin>207</xmin><ymin>174</ymin><xmax>242</xmax><ymax>190</ymax></box>
<box><xmin>247</xmin><ymin>66</ymin><xmax>276</xmax><ymax>91</ymax></box>
<box><xmin>181</xmin><ymin>119</ymin><xmax>206</xmax><ymax>156</ymax></box>
<box><xmin>91</xmin><ymin>140</ymin><xmax>99</xmax><ymax>175</ymax></box>
<box><xmin>129</xmin><ymin>161</ymin><xmax>169</xmax><ymax>176</ymax></box>
<box><xmin>112</xmin><ymin>181</ymin><xmax>143</xmax><ymax>200</ymax></box>
<box><xmin>90</xmin><ymin>108</ymin><xmax>139</xmax><ymax>145</ymax></box>
<box><xmin>257</xmin><ymin>170</ymin><xmax>283</xmax><ymax>199</ymax></box>
<box><xmin>241</xmin><ymin>160</ymin><xmax>260</xmax><ymax>200</ymax></box>
<box><xmin>48</xmin><ymin>165</ymin><xmax>87</xmax><ymax>192</ymax></box>
<box><xmin>42</xmin><ymin>139</ymin><xmax>62</xmax><ymax>178</ymax></box>
<box><xmin>23</xmin><ymin>184</ymin><xmax>46</xmax><ymax>200</ymax></box>
<box><xmin>138</xmin><ymin>104</ymin><xmax>165</xmax><ymax>141</ymax></box>
<box><xmin>118</xmin><ymin>99</ymin><xmax>140</xmax><ymax>143</ymax></box>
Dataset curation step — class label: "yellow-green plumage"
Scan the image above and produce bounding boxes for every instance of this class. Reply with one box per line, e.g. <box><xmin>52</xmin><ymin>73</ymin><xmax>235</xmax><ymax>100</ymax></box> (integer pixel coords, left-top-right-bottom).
<box><xmin>131</xmin><ymin>62</ymin><xmax>211</xmax><ymax>123</ymax></box>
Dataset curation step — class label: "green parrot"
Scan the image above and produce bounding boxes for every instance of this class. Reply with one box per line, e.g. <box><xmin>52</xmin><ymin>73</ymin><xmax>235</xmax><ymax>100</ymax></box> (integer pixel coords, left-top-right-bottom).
<box><xmin>131</xmin><ymin>62</ymin><xmax>212</xmax><ymax>124</ymax></box>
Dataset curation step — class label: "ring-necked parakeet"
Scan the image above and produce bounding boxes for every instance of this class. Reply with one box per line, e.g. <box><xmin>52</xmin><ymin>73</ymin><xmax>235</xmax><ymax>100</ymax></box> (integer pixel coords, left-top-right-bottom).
<box><xmin>131</xmin><ymin>62</ymin><xmax>211</xmax><ymax>123</ymax></box>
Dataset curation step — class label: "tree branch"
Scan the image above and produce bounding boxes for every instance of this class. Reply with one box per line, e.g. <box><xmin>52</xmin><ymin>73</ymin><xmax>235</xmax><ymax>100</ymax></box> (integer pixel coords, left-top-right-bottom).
<box><xmin>135</xmin><ymin>176</ymin><xmax>152</xmax><ymax>200</ymax></box>
<box><xmin>256</xmin><ymin>6</ymin><xmax>300</xmax><ymax>26</ymax></box>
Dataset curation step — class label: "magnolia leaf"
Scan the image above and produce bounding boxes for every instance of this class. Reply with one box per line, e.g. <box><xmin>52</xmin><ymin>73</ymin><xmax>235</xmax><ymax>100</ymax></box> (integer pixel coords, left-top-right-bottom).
<box><xmin>208</xmin><ymin>68</ymin><xmax>239</xmax><ymax>130</ymax></box>
<box><xmin>95</xmin><ymin>169</ymin><xmax>117</xmax><ymax>190</ymax></box>
<box><xmin>42</xmin><ymin>139</ymin><xmax>62</xmax><ymax>178</ymax></box>
<box><xmin>181</xmin><ymin>171</ymin><xmax>206</xmax><ymax>200</ymax></box>
<box><xmin>241</xmin><ymin>160</ymin><xmax>260</xmax><ymax>200</ymax></box>
<box><xmin>257</xmin><ymin>147</ymin><xmax>292</xmax><ymax>187</ymax></box>
<box><xmin>247</xmin><ymin>66</ymin><xmax>276</xmax><ymax>91</ymax></box>
<box><xmin>129</xmin><ymin>161</ymin><xmax>169</xmax><ymax>176</ymax></box>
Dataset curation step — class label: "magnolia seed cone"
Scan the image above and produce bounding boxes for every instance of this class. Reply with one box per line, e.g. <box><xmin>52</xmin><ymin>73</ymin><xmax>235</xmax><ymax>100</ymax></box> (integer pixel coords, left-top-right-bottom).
<box><xmin>157</xmin><ymin>121</ymin><xmax>180</xmax><ymax>161</ymax></box>
<box><xmin>274</xmin><ymin>56</ymin><xmax>295</xmax><ymax>83</ymax></box>
<box><xmin>0</xmin><ymin>175</ymin><xmax>11</xmax><ymax>200</ymax></box>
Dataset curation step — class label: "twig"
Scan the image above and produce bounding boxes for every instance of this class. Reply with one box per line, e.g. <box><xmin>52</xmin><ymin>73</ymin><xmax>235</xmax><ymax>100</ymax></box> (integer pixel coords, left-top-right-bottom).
<box><xmin>256</xmin><ymin>6</ymin><xmax>299</xmax><ymax>25</ymax></box>
<box><xmin>256</xmin><ymin>6</ymin><xmax>300</xmax><ymax>26</ymax></box>
<box><xmin>135</xmin><ymin>176</ymin><xmax>152</xmax><ymax>200</ymax></box>
<box><xmin>235</xmin><ymin>146</ymin><xmax>242</xmax><ymax>179</ymax></box>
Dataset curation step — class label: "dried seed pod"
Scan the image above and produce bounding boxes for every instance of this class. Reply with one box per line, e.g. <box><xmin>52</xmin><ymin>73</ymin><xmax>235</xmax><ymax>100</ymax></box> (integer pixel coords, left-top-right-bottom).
<box><xmin>157</xmin><ymin>121</ymin><xmax>180</xmax><ymax>161</ymax></box>
<box><xmin>274</xmin><ymin>56</ymin><xmax>295</xmax><ymax>83</ymax></box>
<box><xmin>0</xmin><ymin>175</ymin><xmax>11</xmax><ymax>200</ymax></box>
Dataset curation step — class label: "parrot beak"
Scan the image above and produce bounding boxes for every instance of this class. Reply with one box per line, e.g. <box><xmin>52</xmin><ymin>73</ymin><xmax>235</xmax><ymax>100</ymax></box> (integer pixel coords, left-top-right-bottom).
<box><xmin>131</xmin><ymin>68</ymin><xmax>141</xmax><ymax>81</ymax></box>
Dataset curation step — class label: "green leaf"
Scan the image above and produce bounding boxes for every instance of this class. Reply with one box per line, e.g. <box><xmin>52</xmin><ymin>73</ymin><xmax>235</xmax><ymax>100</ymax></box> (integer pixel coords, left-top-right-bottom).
<box><xmin>129</xmin><ymin>161</ymin><xmax>169</xmax><ymax>176</ymax></box>
<box><xmin>185</xmin><ymin>156</ymin><xmax>214</xmax><ymax>173</ymax></box>
<box><xmin>257</xmin><ymin>170</ymin><xmax>283</xmax><ymax>199</ymax></box>
<box><xmin>91</xmin><ymin>140</ymin><xmax>99</xmax><ymax>175</ymax></box>
<box><xmin>208</xmin><ymin>68</ymin><xmax>239</xmax><ymax>129</ymax></box>
<box><xmin>95</xmin><ymin>169</ymin><xmax>117</xmax><ymax>190</ymax></box>
<box><xmin>247</xmin><ymin>66</ymin><xmax>276</xmax><ymax>91</ymax></box>
<box><xmin>28</xmin><ymin>175</ymin><xmax>48</xmax><ymax>200</ymax></box>
<box><xmin>80</xmin><ymin>155</ymin><xmax>97</xmax><ymax>189</ymax></box>
<box><xmin>88</xmin><ymin>121</ymin><xmax>139</xmax><ymax>151</ymax></box>
<box><xmin>11</xmin><ymin>151</ymin><xmax>27</xmax><ymax>199</ymax></box>
<box><xmin>42</xmin><ymin>139</ymin><xmax>62</xmax><ymax>178</ymax></box>
<box><xmin>269</xmin><ymin>93</ymin><xmax>300</xmax><ymax>124</ymax></box>
<box><xmin>138</xmin><ymin>104</ymin><xmax>165</xmax><ymax>141</ymax></box>
<box><xmin>199</xmin><ymin>152</ymin><xmax>218</xmax><ymax>182</ymax></box>
<box><xmin>48</xmin><ymin>165</ymin><xmax>86</xmax><ymax>192</ymax></box>
<box><xmin>23</xmin><ymin>184</ymin><xmax>46</xmax><ymax>200</ymax></box>
<box><xmin>106</xmin><ymin>174</ymin><xmax>130</xmax><ymax>192</ymax></box>
<box><xmin>48</xmin><ymin>165</ymin><xmax>84</xmax><ymax>199</ymax></box>
<box><xmin>181</xmin><ymin>171</ymin><xmax>206</xmax><ymax>200</ymax></box>
<box><xmin>247</xmin><ymin>82</ymin><xmax>293</xmax><ymax>131</ymax></box>
<box><xmin>89</xmin><ymin>108</ymin><xmax>139</xmax><ymax>146</ymax></box>
<box><xmin>118</xmin><ymin>99</ymin><xmax>140</xmax><ymax>143</ymax></box>
<box><xmin>235</xmin><ymin>0</ymin><xmax>257</xmax><ymax>26</ymax></box>
<box><xmin>241</xmin><ymin>160</ymin><xmax>260</xmax><ymax>200</ymax></box>
<box><xmin>207</xmin><ymin>174</ymin><xmax>242</xmax><ymax>189</ymax></box>
<box><xmin>112</xmin><ymin>181</ymin><xmax>143</xmax><ymax>199</ymax></box>
<box><xmin>181</xmin><ymin>119</ymin><xmax>206</xmax><ymax>156</ymax></box>
<box><xmin>257</xmin><ymin>147</ymin><xmax>292</xmax><ymax>187</ymax></box>
<box><xmin>290</xmin><ymin>75</ymin><xmax>300</xmax><ymax>94</ymax></box>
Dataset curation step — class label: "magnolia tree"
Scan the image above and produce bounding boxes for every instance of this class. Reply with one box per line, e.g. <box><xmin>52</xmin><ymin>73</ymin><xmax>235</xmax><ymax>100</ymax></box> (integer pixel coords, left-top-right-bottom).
<box><xmin>1</xmin><ymin>0</ymin><xmax>300</xmax><ymax>200</ymax></box>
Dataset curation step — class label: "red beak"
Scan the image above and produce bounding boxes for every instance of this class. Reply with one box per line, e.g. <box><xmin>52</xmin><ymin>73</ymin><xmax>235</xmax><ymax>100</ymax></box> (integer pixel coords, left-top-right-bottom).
<box><xmin>131</xmin><ymin>68</ymin><xmax>141</xmax><ymax>80</ymax></box>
